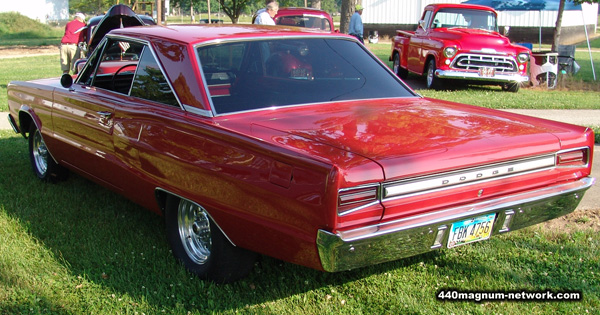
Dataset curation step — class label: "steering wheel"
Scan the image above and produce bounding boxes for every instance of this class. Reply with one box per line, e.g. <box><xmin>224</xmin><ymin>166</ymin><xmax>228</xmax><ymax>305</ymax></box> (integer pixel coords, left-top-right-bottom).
<box><xmin>111</xmin><ymin>63</ymin><xmax>137</xmax><ymax>92</ymax></box>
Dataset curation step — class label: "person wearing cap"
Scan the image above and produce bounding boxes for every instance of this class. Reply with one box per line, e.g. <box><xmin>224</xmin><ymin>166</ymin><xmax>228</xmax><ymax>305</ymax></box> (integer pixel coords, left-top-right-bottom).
<box><xmin>60</xmin><ymin>12</ymin><xmax>87</xmax><ymax>74</ymax></box>
<box><xmin>349</xmin><ymin>4</ymin><xmax>364</xmax><ymax>44</ymax></box>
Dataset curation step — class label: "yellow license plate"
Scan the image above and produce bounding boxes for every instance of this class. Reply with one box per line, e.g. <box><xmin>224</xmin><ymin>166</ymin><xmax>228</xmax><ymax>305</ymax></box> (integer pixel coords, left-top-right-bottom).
<box><xmin>448</xmin><ymin>213</ymin><xmax>496</xmax><ymax>248</ymax></box>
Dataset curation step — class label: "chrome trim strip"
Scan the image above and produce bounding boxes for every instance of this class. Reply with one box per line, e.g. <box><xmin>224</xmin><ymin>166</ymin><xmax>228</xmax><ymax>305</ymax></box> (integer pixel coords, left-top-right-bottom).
<box><xmin>384</xmin><ymin>155</ymin><xmax>555</xmax><ymax>198</ymax></box>
<box><xmin>182</xmin><ymin>104</ymin><xmax>213</xmax><ymax>117</ymax></box>
<box><xmin>318</xmin><ymin>177</ymin><xmax>595</xmax><ymax>272</ymax></box>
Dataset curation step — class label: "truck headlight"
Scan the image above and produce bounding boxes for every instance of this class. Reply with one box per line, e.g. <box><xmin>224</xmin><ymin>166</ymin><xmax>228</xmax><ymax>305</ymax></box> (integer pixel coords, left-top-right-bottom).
<box><xmin>443</xmin><ymin>47</ymin><xmax>457</xmax><ymax>58</ymax></box>
<box><xmin>517</xmin><ymin>53</ymin><xmax>529</xmax><ymax>63</ymax></box>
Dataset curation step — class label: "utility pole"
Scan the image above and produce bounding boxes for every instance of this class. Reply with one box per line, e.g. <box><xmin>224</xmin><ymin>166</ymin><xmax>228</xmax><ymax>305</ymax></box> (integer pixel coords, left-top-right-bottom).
<box><xmin>208</xmin><ymin>0</ymin><xmax>211</xmax><ymax>23</ymax></box>
<box><xmin>156</xmin><ymin>0</ymin><xmax>163</xmax><ymax>25</ymax></box>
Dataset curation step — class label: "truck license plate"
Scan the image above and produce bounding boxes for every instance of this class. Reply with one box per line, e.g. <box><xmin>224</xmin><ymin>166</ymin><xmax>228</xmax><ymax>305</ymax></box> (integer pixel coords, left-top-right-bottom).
<box><xmin>478</xmin><ymin>67</ymin><xmax>495</xmax><ymax>77</ymax></box>
<box><xmin>447</xmin><ymin>213</ymin><xmax>496</xmax><ymax>248</ymax></box>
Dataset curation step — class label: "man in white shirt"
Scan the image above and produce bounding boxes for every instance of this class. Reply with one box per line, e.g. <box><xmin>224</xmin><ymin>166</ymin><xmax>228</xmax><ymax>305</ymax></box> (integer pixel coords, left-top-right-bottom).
<box><xmin>254</xmin><ymin>2</ymin><xmax>279</xmax><ymax>25</ymax></box>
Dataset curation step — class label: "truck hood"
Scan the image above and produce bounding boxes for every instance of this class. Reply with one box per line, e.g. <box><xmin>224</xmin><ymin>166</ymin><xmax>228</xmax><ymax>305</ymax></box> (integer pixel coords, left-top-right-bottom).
<box><xmin>220</xmin><ymin>98</ymin><xmax>581</xmax><ymax>181</ymax></box>
<box><xmin>433</xmin><ymin>28</ymin><xmax>518</xmax><ymax>52</ymax></box>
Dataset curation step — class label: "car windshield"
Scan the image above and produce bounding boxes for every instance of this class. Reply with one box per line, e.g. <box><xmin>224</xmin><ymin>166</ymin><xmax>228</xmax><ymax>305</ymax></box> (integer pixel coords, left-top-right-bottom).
<box><xmin>432</xmin><ymin>8</ymin><xmax>497</xmax><ymax>32</ymax></box>
<box><xmin>197</xmin><ymin>38</ymin><xmax>414</xmax><ymax>115</ymax></box>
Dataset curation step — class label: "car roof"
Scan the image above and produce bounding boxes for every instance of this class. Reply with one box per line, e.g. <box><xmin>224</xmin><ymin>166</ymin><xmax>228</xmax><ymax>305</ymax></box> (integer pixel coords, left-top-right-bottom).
<box><xmin>108</xmin><ymin>24</ymin><xmax>343</xmax><ymax>45</ymax></box>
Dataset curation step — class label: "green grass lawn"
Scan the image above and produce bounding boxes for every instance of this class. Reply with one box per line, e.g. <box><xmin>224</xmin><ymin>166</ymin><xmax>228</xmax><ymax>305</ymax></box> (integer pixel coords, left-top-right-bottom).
<box><xmin>0</xmin><ymin>129</ymin><xmax>598</xmax><ymax>314</ymax></box>
<box><xmin>1</xmin><ymin>15</ymin><xmax>599</xmax><ymax>313</ymax></box>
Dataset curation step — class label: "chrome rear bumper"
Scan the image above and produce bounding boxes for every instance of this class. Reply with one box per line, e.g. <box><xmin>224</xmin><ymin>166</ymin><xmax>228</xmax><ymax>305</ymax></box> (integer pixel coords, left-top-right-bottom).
<box><xmin>317</xmin><ymin>177</ymin><xmax>595</xmax><ymax>272</ymax></box>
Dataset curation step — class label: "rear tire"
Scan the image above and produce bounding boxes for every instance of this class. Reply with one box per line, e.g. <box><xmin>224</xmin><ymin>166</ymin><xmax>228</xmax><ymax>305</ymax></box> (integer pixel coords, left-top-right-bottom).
<box><xmin>165</xmin><ymin>196</ymin><xmax>257</xmax><ymax>283</ymax></box>
<box><xmin>28</xmin><ymin>124</ymin><xmax>67</xmax><ymax>182</ymax></box>
<box><xmin>392</xmin><ymin>53</ymin><xmax>408</xmax><ymax>79</ymax></box>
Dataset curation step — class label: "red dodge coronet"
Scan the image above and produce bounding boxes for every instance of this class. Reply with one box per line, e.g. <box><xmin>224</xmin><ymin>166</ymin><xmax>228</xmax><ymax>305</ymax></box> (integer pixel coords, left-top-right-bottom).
<box><xmin>7</xmin><ymin>25</ymin><xmax>595</xmax><ymax>282</ymax></box>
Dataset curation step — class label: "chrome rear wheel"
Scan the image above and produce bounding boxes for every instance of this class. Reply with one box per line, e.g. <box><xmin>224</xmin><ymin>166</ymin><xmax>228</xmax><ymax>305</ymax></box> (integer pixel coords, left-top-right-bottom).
<box><xmin>177</xmin><ymin>200</ymin><xmax>212</xmax><ymax>265</ymax></box>
<box><xmin>165</xmin><ymin>196</ymin><xmax>257</xmax><ymax>283</ymax></box>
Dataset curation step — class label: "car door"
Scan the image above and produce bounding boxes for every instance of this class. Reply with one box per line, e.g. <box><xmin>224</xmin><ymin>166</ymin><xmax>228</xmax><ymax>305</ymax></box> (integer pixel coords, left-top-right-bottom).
<box><xmin>407</xmin><ymin>9</ymin><xmax>432</xmax><ymax>74</ymax></box>
<box><xmin>51</xmin><ymin>38</ymin><xmax>145</xmax><ymax>191</ymax></box>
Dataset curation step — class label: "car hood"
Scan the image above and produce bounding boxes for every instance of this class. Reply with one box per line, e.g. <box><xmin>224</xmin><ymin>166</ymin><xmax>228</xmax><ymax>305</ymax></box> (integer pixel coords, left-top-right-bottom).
<box><xmin>88</xmin><ymin>4</ymin><xmax>146</xmax><ymax>53</ymax></box>
<box><xmin>220</xmin><ymin>98</ymin><xmax>581</xmax><ymax>181</ymax></box>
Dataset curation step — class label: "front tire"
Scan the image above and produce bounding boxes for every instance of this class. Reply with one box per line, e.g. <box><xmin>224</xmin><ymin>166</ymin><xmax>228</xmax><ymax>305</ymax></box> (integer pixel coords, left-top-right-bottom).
<box><xmin>426</xmin><ymin>59</ymin><xmax>444</xmax><ymax>90</ymax></box>
<box><xmin>28</xmin><ymin>124</ymin><xmax>67</xmax><ymax>182</ymax></box>
<box><xmin>165</xmin><ymin>196</ymin><xmax>257</xmax><ymax>283</ymax></box>
<box><xmin>502</xmin><ymin>82</ymin><xmax>520</xmax><ymax>92</ymax></box>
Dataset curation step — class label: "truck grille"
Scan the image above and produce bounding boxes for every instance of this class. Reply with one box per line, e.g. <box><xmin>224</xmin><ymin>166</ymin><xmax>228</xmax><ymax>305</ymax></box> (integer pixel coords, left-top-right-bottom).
<box><xmin>452</xmin><ymin>54</ymin><xmax>517</xmax><ymax>73</ymax></box>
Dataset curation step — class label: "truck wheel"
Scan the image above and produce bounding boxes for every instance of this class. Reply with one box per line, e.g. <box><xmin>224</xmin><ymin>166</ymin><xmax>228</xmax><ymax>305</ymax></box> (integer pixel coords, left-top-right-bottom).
<box><xmin>392</xmin><ymin>53</ymin><xmax>408</xmax><ymax>79</ymax></box>
<box><xmin>28</xmin><ymin>124</ymin><xmax>67</xmax><ymax>182</ymax></box>
<box><xmin>165</xmin><ymin>196</ymin><xmax>257</xmax><ymax>283</ymax></box>
<box><xmin>426</xmin><ymin>59</ymin><xmax>444</xmax><ymax>90</ymax></box>
<box><xmin>502</xmin><ymin>82</ymin><xmax>520</xmax><ymax>93</ymax></box>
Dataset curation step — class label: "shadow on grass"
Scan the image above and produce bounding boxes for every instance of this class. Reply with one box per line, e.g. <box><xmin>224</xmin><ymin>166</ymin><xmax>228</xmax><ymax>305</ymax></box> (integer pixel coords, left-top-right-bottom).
<box><xmin>0</xmin><ymin>131</ymin><xmax>597</xmax><ymax>313</ymax></box>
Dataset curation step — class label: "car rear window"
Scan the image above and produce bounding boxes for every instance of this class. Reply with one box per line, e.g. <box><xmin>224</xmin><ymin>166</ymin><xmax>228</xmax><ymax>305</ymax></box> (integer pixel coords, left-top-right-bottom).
<box><xmin>197</xmin><ymin>38</ymin><xmax>415</xmax><ymax>115</ymax></box>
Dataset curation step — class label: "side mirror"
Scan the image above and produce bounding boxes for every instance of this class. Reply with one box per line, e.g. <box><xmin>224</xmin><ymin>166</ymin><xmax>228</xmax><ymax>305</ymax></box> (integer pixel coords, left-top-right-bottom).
<box><xmin>60</xmin><ymin>73</ymin><xmax>73</xmax><ymax>88</ymax></box>
<box><xmin>418</xmin><ymin>20</ymin><xmax>426</xmax><ymax>30</ymax></box>
<box><xmin>503</xmin><ymin>26</ymin><xmax>510</xmax><ymax>36</ymax></box>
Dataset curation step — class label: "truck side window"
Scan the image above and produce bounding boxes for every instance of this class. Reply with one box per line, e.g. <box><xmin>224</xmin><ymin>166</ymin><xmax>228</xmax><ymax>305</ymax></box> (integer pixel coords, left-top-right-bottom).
<box><xmin>422</xmin><ymin>11</ymin><xmax>433</xmax><ymax>30</ymax></box>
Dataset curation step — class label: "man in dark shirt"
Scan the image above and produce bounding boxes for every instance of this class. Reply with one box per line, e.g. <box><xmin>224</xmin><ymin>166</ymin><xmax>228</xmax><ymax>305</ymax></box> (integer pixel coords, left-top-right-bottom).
<box><xmin>60</xmin><ymin>13</ymin><xmax>86</xmax><ymax>74</ymax></box>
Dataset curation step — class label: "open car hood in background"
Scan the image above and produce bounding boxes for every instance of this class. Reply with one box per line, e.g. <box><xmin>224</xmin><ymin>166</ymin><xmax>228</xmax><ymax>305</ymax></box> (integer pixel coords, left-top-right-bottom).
<box><xmin>88</xmin><ymin>4</ymin><xmax>146</xmax><ymax>53</ymax></box>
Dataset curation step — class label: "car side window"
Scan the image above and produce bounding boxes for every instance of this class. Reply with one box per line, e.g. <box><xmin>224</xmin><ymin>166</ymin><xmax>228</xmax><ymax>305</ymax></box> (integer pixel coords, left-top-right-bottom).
<box><xmin>84</xmin><ymin>39</ymin><xmax>144</xmax><ymax>94</ymax></box>
<box><xmin>130</xmin><ymin>47</ymin><xmax>179</xmax><ymax>107</ymax></box>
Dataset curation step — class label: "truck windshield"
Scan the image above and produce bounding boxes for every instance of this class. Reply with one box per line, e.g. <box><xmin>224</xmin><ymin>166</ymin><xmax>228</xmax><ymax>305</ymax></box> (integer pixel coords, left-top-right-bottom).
<box><xmin>432</xmin><ymin>8</ymin><xmax>497</xmax><ymax>32</ymax></box>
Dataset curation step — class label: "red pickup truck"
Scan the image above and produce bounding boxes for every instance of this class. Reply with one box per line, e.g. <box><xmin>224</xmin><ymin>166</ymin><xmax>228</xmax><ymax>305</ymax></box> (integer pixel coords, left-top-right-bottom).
<box><xmin>390</xmin><ymin>3</ymin><xmax>530</xmax><ymax>92</ymax></box>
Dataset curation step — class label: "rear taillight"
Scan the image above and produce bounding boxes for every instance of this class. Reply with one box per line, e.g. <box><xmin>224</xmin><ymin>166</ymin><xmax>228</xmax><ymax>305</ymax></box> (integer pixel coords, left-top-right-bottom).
<box><xmin>338</xmin><ymin>185</ymin><xmax>379</xmax><ymax>216</ymax></box>
<box><xmin>556</xmin><ymin>148</ymin><xmax>589</xmax><ymax>167</ymax></box>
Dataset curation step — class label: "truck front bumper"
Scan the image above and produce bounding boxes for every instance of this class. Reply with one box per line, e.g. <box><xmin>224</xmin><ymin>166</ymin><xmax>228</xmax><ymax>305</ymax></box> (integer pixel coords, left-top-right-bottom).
<box><xmin>317</xmin><ymin>177</ymin><xmax>594</xmax><ymax>272</ymax></box>
<box><xmin>435</xmin><ymin>69</ymin><xmax>529</xmax><ymax>83</ymax></box>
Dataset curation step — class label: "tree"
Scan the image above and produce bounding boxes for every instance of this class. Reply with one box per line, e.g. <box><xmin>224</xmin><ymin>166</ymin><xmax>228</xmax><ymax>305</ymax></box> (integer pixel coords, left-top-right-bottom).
<box><xmin>340</xmin><ymin>0</ymin><xmax>358</xmax><ymax>34</ymax></box>
<box><xmin>552</xmin><ymin>0</ymin><xmax>599</xmax><ymax>51</ymax></box>
<box><xmin>217</xmin><ymin>0</ymin><xmax>253</xmax><ymax>23</ymax></box>
<box><xmin>70</xmin><ymin>0</ymin><xmax>119</xmax><ymax>15</ymax></box>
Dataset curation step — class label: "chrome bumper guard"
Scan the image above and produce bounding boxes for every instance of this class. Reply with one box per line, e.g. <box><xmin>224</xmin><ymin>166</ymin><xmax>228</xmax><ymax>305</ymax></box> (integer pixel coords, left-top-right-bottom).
<box><xmin>317</xmin><ymin>177</ymin><xmax>595</xmax><ymax>272</ymax></box>
<box><xmin>435</xmin><ymin>69</ymin><xmax>529</xmax><ymax>83</ymax></box>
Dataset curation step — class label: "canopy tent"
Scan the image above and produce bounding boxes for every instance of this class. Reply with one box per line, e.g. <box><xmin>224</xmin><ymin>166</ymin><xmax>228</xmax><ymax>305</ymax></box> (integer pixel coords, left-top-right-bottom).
<box><xmin>463</xmin><ymin>0</ymin><xmax>582</xmax><ymax>11</ymax></box>
<box><xmin>463</xmin><ymin>0</ymin><xmax>596</xmax><ymax>80</ymax></box>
